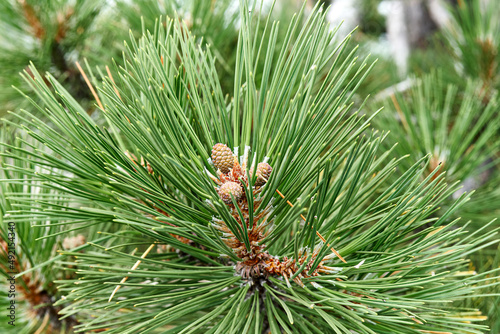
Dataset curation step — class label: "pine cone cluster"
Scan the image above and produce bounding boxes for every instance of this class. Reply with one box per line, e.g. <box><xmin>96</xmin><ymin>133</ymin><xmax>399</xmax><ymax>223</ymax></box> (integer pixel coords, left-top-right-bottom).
<box><xmin>210</xmin><ymin>144</ymin><xmax>273</xmax><ymax>204</ymax></box>
<box><xmin>208</xmin><ymin>144</ymin><xmax>331</xmax><ymax>286</ymax></box>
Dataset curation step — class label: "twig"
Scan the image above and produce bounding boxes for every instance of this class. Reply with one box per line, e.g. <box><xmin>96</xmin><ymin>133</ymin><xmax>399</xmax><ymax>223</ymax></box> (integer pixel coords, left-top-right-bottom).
<box><xmin>106</xmin><ymin>65</ymin><xmax>131</xmax><ymax>124</ymax></box>
<box><xmin>390</xmin><ymin>93</ymin><xmax>410</xmax><ymax>134</ymax></box>
<box><xmin>108</xmin><ymin>243</ymin><xmax>156</xmax><ymax>302</ymax></box>
<box><xmin>33</xmin><ymin>313</ymin><xmax>50</xmax><ymax>334</ymax></box>
<box><xmin>275</xmin><ymin>189</ymin><xmax>347</xmax><ymax>263</ymax></box>
<box><xmin>75</xmin><ymin>61</ymin><xmax>104</xmax><ymax>110</ymax></box>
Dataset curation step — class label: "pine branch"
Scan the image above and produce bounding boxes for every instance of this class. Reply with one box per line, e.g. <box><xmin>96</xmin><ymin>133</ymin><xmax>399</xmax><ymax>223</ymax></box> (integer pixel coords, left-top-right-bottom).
<box><xmin>1</xmin><ymin>1</ymin><xmax>499</xmax><ymax>333</ymax></box>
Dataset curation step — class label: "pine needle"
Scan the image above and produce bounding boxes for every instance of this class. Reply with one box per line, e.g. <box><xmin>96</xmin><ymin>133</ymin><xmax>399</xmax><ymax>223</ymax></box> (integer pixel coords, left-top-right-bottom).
<box><xmin>106</xmin><ymin>65</ymin><xmax>122</xmax><ymax>101</ymax></box>
<box><xmin>75</xmin><ymin>61</ymin><xmax>103</xmax><ymax>110</ymax></box>
<box><xmin>276</xmin><ymin>189</ymin><xmax>347</xmax><ymax>263</ymax></box>
<box><xmin>108</xmin><ymin>243</ymin><xmax>156</xmax><ymax>302</ymax></box>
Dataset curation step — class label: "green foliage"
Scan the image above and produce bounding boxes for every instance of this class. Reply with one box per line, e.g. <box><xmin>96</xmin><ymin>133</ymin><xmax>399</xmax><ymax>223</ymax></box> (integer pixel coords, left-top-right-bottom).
<box><xmin>115</xmin><ymin>0</ymin><xmax>238</xmax><ymax>94</ymax></box>
<box><xmin>0</xmin><ymin>0</ymin><xmax>110</xmax><ymax>114</ymax></box>
<box><xmin>359</xmin><ymin>0</ymin><xmax>385</xmax><ymax>36</ymax></box>
<box><xmin>0</xmin><ymin>129</ymin><xmax>117</xmax><ymax>333</ymax></box>
<box><xmin>372</xmin><ymin>71</ymin><xmax>500</xmax><ymax>187</ymax></box>
<box><xmin>443</xmin><ymin>0</ymin><xmax>500</xmax><ymax>91</ymax></box>
<box><xmin>0</xmin><ymin>0</ymin><xmax>299</xmax><ymax>118</ymax></box>
<box><xmin>1</xmin><ymin>2</ymin><xmax>499</xmax><ymax>333</ymax></box>
<box><xmin>461</xmin><ymin>172</ymin><xmax>500</xmax><ymax>224</ymax></box>
<box><xmin>457</xmin><ymin>244</ymin><xmax>500</xmax><ymax>334</ymax></box>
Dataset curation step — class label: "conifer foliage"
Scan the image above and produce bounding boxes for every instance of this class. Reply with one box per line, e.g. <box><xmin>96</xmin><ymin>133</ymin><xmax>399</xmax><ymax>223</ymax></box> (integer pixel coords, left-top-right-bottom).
<box><xmin>1</xmin><ymin>1</ymin><xmax>500</xmax><ymax>333</ymax></box>
<box><xmin>0</xmin><ymin>132</ymin><xmax>113</xmax><ymax>333</ymax></box>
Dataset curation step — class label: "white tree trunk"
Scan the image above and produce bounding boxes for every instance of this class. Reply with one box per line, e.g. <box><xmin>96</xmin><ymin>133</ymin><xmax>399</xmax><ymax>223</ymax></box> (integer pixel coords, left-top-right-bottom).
<box><xmin>386</xmin><ymin>0</ymin><xmax>439</xmax><ymax>76</ymax></box>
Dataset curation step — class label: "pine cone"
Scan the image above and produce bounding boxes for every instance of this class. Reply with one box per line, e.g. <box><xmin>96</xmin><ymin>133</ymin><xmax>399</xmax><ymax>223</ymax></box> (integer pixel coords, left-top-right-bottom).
<box><xmin>211</xmin><ymin>143</ymin><xmax>234</xmax><ymax>174</ymax></box>
<box><xmin>218</xmin><ymin>181</ymin><xmax>243</xmax><ymax>204</ymax></box>
<box><xmin>255</xmin><ymin>162</ymin><xmax>272</xmax><ymax>186</ymax></box>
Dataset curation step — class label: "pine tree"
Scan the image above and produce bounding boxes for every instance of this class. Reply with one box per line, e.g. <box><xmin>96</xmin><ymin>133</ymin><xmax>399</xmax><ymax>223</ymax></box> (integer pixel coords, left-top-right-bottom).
<box><xmin>2</xmin><ymin>1</ymin><xmax>500</xmax><ymax>333</ymax></box>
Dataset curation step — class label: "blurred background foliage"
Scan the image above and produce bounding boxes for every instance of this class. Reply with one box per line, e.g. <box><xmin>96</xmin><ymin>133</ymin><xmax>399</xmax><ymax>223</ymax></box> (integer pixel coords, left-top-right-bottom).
<box><xmin>0</xmin><ymin>0</ymin><xmax>499</xmax><ymax>332</ymax></box>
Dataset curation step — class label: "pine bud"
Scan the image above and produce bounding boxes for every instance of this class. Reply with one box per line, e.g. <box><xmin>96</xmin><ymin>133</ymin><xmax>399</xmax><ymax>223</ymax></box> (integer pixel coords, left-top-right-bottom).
<box><xmin>255</xmin><ymin>162</ymin><xmax>272</xmax><ymax>186</ymax></box>
<box><xmin>218</xmin><ymin>181</ymin><xmax>243</xmax><ymax>203</ymax></box>
<box><xmin>211</xmin><ymin>143</ymin><xmax>234</xmax><ymax>174</ymax></box>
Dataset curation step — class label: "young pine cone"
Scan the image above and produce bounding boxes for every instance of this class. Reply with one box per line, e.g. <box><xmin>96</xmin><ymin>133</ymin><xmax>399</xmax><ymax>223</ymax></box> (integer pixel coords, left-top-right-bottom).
<box><xmin>255</xmin><ymin>162</ymin><xmax>272</xmax><ymax>186</ymax></box>
<box><xmin>218</xmin><ymin>181</ymin><xmax>243</xmax><ymax>204</ymax></box>
<box><xmin>211</xmin><ymin>143</ymin><xmax>234</xmax><ymax>174</ymax></box>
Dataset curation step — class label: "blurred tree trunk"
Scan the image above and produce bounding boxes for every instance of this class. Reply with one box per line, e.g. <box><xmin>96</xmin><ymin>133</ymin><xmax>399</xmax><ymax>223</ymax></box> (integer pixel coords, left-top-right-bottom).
<box><xmin>387</xmin><ymin>0</ymin><xmax>459</xmax><ymax>76</ymax></box>
<box><xmin>387</xmin><ymin>0</ymin><xmax>436</xmax><ymax>76</ymax></box>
